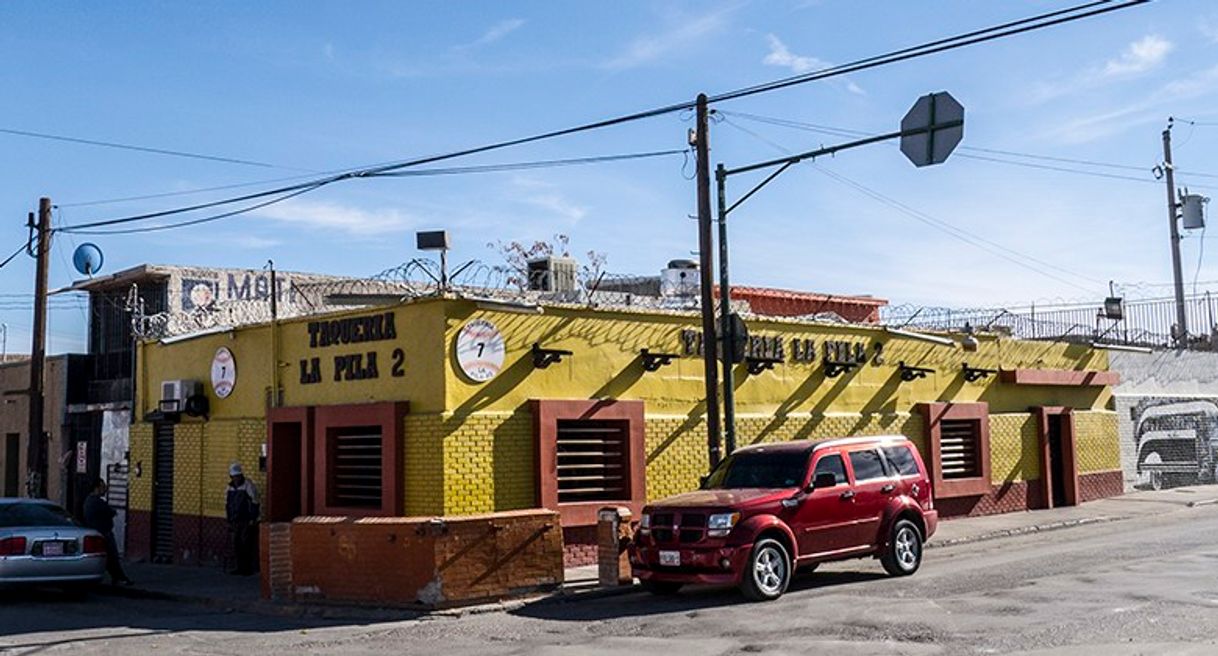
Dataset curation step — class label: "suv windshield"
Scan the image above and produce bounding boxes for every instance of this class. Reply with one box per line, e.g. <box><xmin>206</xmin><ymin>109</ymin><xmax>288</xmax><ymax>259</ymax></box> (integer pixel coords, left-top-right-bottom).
<box><xmin>0</xmin><ymin>502</ymin><xmax>78</xmax><ymax>528</ymax></box>
<box><xmin>703</xmin><ymin>449</ymin><xmax>810</xmax><ymax>489</ymax></box>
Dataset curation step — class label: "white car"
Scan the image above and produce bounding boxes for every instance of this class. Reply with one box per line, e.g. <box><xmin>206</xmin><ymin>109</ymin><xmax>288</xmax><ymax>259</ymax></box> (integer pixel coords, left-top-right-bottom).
<box><xmin>0</xmin><ymin>498</ymin><xmax>107</xmax><ymax>589</ymax></box>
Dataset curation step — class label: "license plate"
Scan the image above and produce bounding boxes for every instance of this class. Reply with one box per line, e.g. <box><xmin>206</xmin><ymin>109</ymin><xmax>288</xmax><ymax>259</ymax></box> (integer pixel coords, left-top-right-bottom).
<box><xmin>659</xmin><ymin>550</ymin><xmax>680</xmax><ymax>567</ymax></box>
<box><xmin>41</xmin><ymin>541</ymin><xmax>65</xmax><ymax>557</ymax></box>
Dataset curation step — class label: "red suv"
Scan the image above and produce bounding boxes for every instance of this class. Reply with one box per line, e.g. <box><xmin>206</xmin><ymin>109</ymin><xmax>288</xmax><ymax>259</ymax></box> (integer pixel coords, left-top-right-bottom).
<box><xmin>630</xmin><ymin>435</ymin><xmax>937</xmax><ymax>601</ymax></box>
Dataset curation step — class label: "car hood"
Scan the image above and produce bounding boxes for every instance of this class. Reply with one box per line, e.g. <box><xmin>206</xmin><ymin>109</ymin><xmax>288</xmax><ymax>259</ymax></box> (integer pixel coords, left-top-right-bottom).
<box><xmin>649</xmin><ymin>488</ymin><xmax>792</xmax><ymax>510</ymax></box>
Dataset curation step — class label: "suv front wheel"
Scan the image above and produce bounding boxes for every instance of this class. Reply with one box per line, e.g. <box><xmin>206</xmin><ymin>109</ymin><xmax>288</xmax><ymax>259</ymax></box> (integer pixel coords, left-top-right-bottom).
<box><xmin>740</xmin><ymin>538</ymin><xmax>792</xmax><ymax>601</ymax></box>
<box><xmin>881</xmin><ymin>519</ymin><xmax>923</xmax><ymax>576</ymax></box>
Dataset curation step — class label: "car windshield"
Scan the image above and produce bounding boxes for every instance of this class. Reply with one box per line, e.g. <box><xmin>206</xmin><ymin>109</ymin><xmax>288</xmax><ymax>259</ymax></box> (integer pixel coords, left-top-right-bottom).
<box><xmin>703</xmin><ymin>449</ymin><xmax>809</xmax><ymax>489</ymax></box>
<box><xmin>0</xmin><ymin>502</ymin><xmax>78</xmax><ymax>528</ymax></box>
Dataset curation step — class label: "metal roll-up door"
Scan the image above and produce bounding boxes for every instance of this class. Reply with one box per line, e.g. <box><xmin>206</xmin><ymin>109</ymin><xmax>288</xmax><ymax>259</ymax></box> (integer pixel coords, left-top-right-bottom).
<box><xmin>152</xmin><ymin>422</ymin><xmax>175</xmax><ymax>563</ymax></box>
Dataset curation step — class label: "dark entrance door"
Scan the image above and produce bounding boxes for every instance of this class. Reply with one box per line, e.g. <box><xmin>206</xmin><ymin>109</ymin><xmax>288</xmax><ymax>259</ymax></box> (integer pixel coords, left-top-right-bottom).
<box><xmin>267</xmin><ymin>421</ymin><xmax>303</xmax><ymax>522</ymax></box>
<box><xmin>4</xmin><ymin>434</ymin><xmax>18</xmax><ymax>497</ymax></box>
<box><xmin>151</xmin><ymin>422</ymin><xmax>175</xmax><ymax>563</ymax></box>
<box><xmin>1047</xmin><ymin>415</ymin><xmax>1069</xmax><ymax>508</ymax></box>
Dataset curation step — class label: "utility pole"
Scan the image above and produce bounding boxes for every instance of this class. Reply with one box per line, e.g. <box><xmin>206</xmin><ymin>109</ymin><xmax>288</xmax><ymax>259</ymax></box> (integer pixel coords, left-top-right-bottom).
<box><xmin>716</xmin><ymin>163</ymin><xmax>737</xmax><ymax>456</ymax></box>
<box><xmin>1162</xmin><ymin>122</ymin><xmax>1188</xmax><ymax>346</ymax></box>
<box><xmin>694</xmin><ymin>94</ymin><xmax>722</xmax><ymax>469</ymax></box>
<box><xmin>26</xmin><ymin>198</ymin><xmax>52</xmax><ymax>498</ymax></box>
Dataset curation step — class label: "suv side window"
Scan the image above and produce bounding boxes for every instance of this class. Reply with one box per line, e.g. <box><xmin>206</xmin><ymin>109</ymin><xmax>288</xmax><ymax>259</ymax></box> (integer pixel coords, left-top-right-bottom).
<box><xmin>812</xmin><ymin>453</ymin><xmax>848</xmax><ymax>486</ymax></box>
<box><xmin>848</xmin><ymin>449</ymin><xmax>887</xmax><ymax>482</ymax></box>
<box><xmin>882</xmin><ymin>445</ymin><xmax>921</xmax><ymax>477</ymax></box>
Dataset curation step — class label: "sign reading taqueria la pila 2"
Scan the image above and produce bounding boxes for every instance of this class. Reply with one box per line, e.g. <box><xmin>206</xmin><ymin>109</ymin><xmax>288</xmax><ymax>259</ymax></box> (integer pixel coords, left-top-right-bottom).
<box><xmin>299</xmin><ymin>311</ymin><xmax>405</xmax><ymax>384</ymax></box>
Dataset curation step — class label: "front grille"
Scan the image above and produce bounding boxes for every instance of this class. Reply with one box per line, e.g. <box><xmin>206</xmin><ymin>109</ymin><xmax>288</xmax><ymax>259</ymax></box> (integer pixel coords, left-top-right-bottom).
<box><xmin>648</xmin><ymin>511</ymin><xmax>712</xmax><ymax>545</ymax></box>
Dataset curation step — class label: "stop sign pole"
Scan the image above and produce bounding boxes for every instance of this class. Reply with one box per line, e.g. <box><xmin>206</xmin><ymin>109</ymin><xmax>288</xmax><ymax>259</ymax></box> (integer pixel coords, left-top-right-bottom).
<box><xmin>714</xmin><ymin>92</ymin><xmax>963</xmax><ymax>454</ymax></box>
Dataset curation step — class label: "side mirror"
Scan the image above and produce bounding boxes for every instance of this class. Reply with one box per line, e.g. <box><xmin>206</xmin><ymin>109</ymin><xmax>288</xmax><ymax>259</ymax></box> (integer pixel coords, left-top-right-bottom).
<box><xmin>813</xmin><ymin>472</ymin><xmax>839</xmax><ymax>489</ymax></box>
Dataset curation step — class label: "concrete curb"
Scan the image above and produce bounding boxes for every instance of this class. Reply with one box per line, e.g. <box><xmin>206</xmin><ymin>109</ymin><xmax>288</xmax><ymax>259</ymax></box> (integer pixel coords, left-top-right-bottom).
<box><xmin>925</xmin><ymin>515</ymin><xmax>1126</xmax><ymax>549</ymax></box>
<box><xmin>1187</xmin><ymin>497</ymin><xmax>1218</xmax><ymax>508</ymax></box>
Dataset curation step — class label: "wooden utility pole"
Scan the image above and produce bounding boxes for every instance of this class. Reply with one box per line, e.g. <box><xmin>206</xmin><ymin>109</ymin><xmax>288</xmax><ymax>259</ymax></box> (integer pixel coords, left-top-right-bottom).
<box><xmin>26</xmin><ymin>197</ymin><xmax>52</xmax><ymax>497</ymax></box>
<box><xmin>694</xmin><ymin>94</ymin><xmax>722</xmax><ymax>469</ymax></box>
<box><xmin>1162</xmin><ymin>124</ymin><xmax>1188</xmax><ymax>345</ymax></box>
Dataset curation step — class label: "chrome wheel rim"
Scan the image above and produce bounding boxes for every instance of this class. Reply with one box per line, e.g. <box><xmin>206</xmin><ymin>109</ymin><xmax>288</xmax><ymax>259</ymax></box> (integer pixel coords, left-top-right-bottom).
<box><xmin>753</xmin><ymin>545</ymin><xmax>786</xmax><ymax>595</ymax></box>
<box><xmin>895</xmin><ymin>526</ymin><xmax>920</xmax><ymax>570</ymax></box>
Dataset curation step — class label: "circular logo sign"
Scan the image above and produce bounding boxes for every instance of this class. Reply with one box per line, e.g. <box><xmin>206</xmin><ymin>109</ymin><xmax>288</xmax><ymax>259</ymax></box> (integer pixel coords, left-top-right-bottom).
<box><xmin>211</xmin><ymin>346</ymin><xmax>237</xmax><ymax>399</ymax></box>
<box><xmin>455</xmin><ymin>319</ymin><xmax>506</xmax><ymax>382</ymax></box>
<box><xmin>189</xmin><ymin>281</ymin><xmax>214</xmax><ymax>308</ymax></box>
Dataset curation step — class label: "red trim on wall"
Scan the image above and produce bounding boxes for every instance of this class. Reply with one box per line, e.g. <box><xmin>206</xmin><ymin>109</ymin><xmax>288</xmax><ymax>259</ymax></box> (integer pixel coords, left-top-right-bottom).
<box><xmin>532</xmin><ymin>399</ymin><xmax>646</xmax><ymax>528</ymax></box>
<box><xmin>917</xmin><ymin>402</ymin><xmax>992</xmax><ymax>499</ymax></box>
<box><xmin>313</xmin><ymin>402</ymin><xmax>407</xmax><ymax>518</ymax></box>
<box><xmin>1032</xmin><ymin>406</ymin><xmax>1079</xmax><ymax>509</ymax></box>
<box><xmin>999</xmin><ymin>369</ymin><xmax>1119</xmax><ymax>387</ymax></box>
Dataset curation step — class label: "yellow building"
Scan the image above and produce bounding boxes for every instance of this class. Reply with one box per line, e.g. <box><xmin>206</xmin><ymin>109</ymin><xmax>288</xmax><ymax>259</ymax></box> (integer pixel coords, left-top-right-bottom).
<box><xmin>126</xmin><ymin>296</ymin><xmax>1122</xmax><ymax>566</ymax></box>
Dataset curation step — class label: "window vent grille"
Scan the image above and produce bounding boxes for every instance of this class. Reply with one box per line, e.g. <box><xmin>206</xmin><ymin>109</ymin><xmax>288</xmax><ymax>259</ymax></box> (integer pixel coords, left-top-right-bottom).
<box><xmin>555</xmin><ymin>420</ymin><xmax>629</xmax><ymax>503</ymax></box>
<box><xmin>939</xmin><ymin>419</ymin><xmax>981</xmax><ymax>479</ymax></box>
<box><xmin>331</xmin><ymin>427</ymin><xmax>382</xmax><ymax>508</ymax></box>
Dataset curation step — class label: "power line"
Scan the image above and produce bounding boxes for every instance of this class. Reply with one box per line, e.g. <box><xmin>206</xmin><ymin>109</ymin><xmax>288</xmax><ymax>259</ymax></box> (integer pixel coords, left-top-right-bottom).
<box><xmin>0</xmin><ymin>126</ymin><xmax>314</xmax><ymax>171</ymax></box>
<box><xmin>54</xmin><ymin>0</ymin><xmax>1145</xmax><ymax>236</ymax></box>
<box><xmin>717</xmin><ymin>114</ymin><xmax>1107</xmax><ymax>290</ymax></box>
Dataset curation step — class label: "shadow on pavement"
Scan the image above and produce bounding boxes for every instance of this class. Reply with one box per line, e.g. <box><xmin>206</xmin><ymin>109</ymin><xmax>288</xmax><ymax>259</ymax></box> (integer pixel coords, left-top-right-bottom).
<box><xmin>513</xmin><ymin>569</ymin><xmax>889</xmax><ymax>621</ymax></box>
<box><xmin>0</xmin><ymin>585</ymin><xmax>407</xmax><ymax>644</ymax></box>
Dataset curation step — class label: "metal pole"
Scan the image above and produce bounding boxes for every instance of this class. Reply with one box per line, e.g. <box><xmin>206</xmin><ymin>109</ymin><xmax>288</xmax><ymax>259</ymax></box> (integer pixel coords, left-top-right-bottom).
<box><xmin>1163</xmin><ymin>124</ymin><xmax>1188</xmax><ymax>345</ymax></box>
<box><xmin>716</xmin><ymin>164</ymin><xmax>736</xmax><ymax>455</ymax></box>
<box><xmin>1</xmin><ymin>323</ymin><xmax>6</xmax><ymax>361</ymax></box>
<box><xmin>268</xmin><ymin>260</ymin><xmax>279</xmax><ymax>408</ymax></box>
<box><xmin>27</xmin><ymin>198</ymin><xmax>51</xmax><ymax>498</ymax></box>
<box><xmin>695</xmin><ymin>94</ymin><xmax>722</xmax><ymax>468</ymax></box>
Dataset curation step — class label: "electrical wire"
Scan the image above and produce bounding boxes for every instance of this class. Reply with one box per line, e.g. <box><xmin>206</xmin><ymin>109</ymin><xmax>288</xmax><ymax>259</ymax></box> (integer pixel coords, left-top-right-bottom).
<box><xmin>53</xmin><ymin>0</ymin><xmax>1145</xmax><ymax>235</ymax></box>
<box><xmin>717</xmin><ymin>114</ymin><xmax>1107</xmax><ymax>291</ymax></box>
<box><xmin>0</xmin><ymin>241</ymin><xmax>29</xmax><ymax>270</ymax></box>
<box><xmin>0</xmin><ymin>127</ymin><xmax>314</xmax><ymax>171</ymax></box>
<box><xmin>1195</xmin><ymin>225</ymin><xmax>1207</xmax><ymax>296</ymax></box>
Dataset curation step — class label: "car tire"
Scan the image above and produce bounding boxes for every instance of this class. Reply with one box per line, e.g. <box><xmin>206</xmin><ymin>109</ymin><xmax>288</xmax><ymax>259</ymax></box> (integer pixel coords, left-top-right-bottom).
<box><xmin>881</xmin><ymin>519</ymin><xmax>923</xmax><ymax>577</ymax></box>
<box><xmin>740</xmin><ymin>538</ymin><xmax>791</xmax><ymax>601</ymax></box>
<box><xmin>641</xmin><ymin>580</ymin><xmax>683</xmax><ymax>596</ymax></box>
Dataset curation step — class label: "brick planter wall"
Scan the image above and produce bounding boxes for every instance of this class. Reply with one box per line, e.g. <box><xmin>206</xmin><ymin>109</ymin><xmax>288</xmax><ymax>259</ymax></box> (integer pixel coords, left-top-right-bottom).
<box><xmin>261</xmin><ymin>509</ymin><xmax>562</xmax><ymax>609</ymax></box>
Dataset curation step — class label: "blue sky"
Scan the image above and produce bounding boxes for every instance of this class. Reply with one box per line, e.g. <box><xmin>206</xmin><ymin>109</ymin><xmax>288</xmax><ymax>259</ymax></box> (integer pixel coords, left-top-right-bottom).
<box><xmin>2</xmin><ymin>0</ymin><xmax>1218</xmax><ymax>353</ymax></box>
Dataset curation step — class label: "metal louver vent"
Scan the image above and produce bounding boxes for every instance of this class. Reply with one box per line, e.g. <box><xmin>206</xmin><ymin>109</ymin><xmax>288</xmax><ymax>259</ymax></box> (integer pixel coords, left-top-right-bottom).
<box><xmin>331</xmin><ymin>427</ymin><xmax>382</xmax><ymax>508</ymax></box>
<box><xmin>556</xmin><ymin>419</ymin><xmax>629</xmax><ymax>503</ymax></box>
<box><xmin>939</xmin><ymin>419</ymin><xmax>980</xmax><ymax>479</ymax></box>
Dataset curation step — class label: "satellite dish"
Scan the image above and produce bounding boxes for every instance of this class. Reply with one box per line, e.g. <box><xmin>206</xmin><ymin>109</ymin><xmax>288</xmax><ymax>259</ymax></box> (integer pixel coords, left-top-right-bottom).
<box><xmin>72</xmin><ymin>243</ymin><xmax>104</xmax><ymax>276</ymax></box>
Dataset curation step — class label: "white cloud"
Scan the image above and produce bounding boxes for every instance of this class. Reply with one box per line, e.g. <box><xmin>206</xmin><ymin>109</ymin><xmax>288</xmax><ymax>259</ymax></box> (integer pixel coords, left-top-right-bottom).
<box><xmin>603</xmin><ymin>9</ymin><xmax>728</xmax><ymax>70</ymax></box>
<box><xmin>763</xmin><ymin>34</ymin><xmax>829</xmax><ymax>74</ymax></box>
<box><xmin>254</xmin><ymin>200</ymin><xmax>416</xmax><ymax>236</ymax></box>
<box><xmin>457</xmin><ymin>18</ymin><xmax>526</xmax><ymax>50</ymax></box>
<box><xmin>1102</xmin><ymin>34</ymin><xmax>1173</xmax><ymax>77</ymax></box>
<box><xmin>525</xmin><ymin>194</ymin><xmax>587</xmax><ymax>223</ymax></box>
<box><xmin>1201</xmin><ymin>18</ymin><xmax>1218</xmax><ymax>44</ymax></box>
<box><xmin>762</xmin><ymin>34</ymin><xmax>864</xmax><ymax>95</ymax></box>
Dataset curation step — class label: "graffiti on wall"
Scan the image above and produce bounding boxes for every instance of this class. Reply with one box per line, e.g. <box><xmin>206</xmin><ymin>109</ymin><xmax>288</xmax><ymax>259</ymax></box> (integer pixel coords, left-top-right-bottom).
<box><xmin>1126</xmin><ymin>397</ymin><xmax>1218</xmax><ymax>490</ymax></box>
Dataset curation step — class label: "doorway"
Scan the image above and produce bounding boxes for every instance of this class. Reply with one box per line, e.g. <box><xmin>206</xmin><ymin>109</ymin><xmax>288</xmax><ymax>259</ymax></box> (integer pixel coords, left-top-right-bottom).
<box><xmin>267</xmin><ymin>421</ymin><xmax>303</xmax><ymax>522</ymax></box>
<box><xmin>4</xmin><ymin>434</ymin><xmax>18</xmax><ymax>497</ymax></box>
<box><xmin>1047</xmin><ymin>415</ymin><xmax>1069</xmax><ymax>508</ymax></box>
<box><xmin>151</xmin><ymin>422</ymin><xmax>175</xmax><ymax>563</ymax></box>
<box><xmin>1035</xmin><ymin>407</ymin><xmax>1078</xmax><ymax>509</ymax></box>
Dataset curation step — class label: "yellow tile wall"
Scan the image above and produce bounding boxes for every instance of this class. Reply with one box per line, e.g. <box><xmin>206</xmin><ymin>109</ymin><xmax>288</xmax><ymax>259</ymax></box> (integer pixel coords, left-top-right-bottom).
<box><xmin>1074</xmin><ymin>410</ymin><xmax>1120</xmax><ymax>473</ymax></box>
<box><xmin>129</xmin><ymin>422</ymin><xmax>153</xmax><ymax>512</ymax></box>
<box><xmin>990</xmin><ymin>413</ymin><xmax>1040</xmax><ymax>483</ymax></box>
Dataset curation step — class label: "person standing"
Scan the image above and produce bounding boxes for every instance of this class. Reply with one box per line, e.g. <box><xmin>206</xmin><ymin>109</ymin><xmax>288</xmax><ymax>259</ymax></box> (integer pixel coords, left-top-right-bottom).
<box><xmin>226</xmin><ymin>463</ymin><xmax>260</xmax><ymax>575</ymax></box>
<box><xmin>83</xmin><ymin>477</ymin><xmax>133</xmax><ymax>586</ymax></box>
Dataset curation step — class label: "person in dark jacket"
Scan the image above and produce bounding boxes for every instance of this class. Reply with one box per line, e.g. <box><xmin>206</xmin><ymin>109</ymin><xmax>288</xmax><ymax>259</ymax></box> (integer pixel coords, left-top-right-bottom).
<box><xmin>226</xmin><ymin>463</ymin><xmax>260</xmax><ymax>575</ymax></box>
<box><xmin>83</xmin><ymin>477</ymin><xmax>133</xmax><ymax>586</ymax></box>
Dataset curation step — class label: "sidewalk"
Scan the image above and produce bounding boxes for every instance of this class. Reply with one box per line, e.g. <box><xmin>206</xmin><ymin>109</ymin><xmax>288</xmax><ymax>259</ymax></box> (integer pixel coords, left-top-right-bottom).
<box><xmin>98</xmin><ymin>485</ymin><xmax>1218</xmax><ymax>614</ymax></box>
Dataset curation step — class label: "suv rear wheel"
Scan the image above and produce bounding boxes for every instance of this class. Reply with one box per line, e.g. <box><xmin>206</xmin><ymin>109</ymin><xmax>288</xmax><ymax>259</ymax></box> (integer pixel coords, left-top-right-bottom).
<box><xmin>881</xmin><ymin>519</ymin><xmax>923</xmax><ymax>576</ymax></box>
<box><xmin>740</xmin><ymin>538</ymin><xmax>791</xmax><ymax>601</ymax></box>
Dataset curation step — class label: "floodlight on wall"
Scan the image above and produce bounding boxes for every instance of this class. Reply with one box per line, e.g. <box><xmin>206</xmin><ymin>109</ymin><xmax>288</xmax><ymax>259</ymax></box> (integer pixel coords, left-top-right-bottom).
<box><xmin>884</xmin><ymin>327</ymin><xmax>957</xmax><ymax>348</ymax></box>
<box><xmin>416</xmin><ymin>230</ymin><xmax>451</xmax><ymax>289</ymax></box>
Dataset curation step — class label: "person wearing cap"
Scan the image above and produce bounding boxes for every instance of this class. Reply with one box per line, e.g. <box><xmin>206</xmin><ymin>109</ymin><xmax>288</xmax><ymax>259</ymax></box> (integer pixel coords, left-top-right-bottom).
<box><xmin>225</xmin><ymin>462</ymin><xmax>260</xmax><ymax>575</ymax></box>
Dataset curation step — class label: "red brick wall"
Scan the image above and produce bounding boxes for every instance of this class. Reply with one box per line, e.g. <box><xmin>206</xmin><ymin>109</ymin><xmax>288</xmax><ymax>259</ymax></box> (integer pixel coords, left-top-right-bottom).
<box><xmin>270</xmin><ymin>510</ymin><xmax>562</xmax><ymax>608</ymax></box>
<box><xmin>1079</xmin><ymin>470</ymin><xmax>1124</xmax><ymax>503</ymax></box>
<box><xmin>938</xmin><ymin>471</ymin><xmax>1124</xmax><ymax>519</ymax></box>
<box><xmin>563</xmin><ymin>525</ymin><xmax>597</xmax><ymax>568</ymax></box>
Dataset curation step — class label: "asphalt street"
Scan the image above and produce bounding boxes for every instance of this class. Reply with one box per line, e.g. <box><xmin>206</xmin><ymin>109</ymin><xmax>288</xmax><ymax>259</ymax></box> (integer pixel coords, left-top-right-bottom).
<box><xmin>2</xmin><ymin>504</ymin><xmax>1217</xmax><ymax>655</ymax></box>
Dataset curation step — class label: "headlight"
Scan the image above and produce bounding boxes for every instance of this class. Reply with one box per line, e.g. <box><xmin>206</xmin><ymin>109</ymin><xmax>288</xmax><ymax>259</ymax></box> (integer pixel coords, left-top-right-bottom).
<box><xmin>639</xmin><ymin>513</ymin><xmax>651</xmax><ymax>534</ymax></box>
<box><xmin>707</xmin><ymin>512</ymin><xmax>740</xmax><ymax>537</ymax></box>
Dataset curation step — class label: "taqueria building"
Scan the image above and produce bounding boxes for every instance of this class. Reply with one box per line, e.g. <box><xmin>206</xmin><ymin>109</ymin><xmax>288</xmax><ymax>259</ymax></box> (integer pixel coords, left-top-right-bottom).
<box><xmin>126</xmin><ymin>295</ymin><xmax>1123</xmax><ymax>566</ymax></box>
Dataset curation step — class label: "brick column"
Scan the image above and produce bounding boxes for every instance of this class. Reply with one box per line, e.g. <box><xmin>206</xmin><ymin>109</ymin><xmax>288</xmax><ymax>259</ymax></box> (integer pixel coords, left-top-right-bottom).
<box><xmin>262</xmin><ymin>522</ymin><xmax>292</xmax><ymax>601</ymax></box>
<box><xmin>597</xmin><ymin>507</ymin><xmax>632</xmax><ymax>587</ymax></box>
